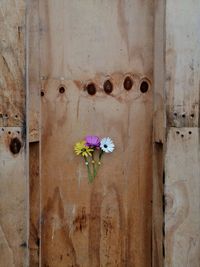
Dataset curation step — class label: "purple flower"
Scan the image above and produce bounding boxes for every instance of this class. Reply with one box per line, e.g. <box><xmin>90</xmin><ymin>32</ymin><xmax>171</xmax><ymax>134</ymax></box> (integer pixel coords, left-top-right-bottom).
<box><xmin>85</xmin><ymin>136</ymin><xmax>100</xmax><ymax>148</ymax></box>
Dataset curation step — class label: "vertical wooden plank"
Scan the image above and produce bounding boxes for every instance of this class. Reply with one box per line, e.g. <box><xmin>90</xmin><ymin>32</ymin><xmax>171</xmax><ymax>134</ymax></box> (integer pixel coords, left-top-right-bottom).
<box><xmin>39</xmin><ymin>1</ymin><xmax>154</xmax><ymax>266</ymax></box>
<box><xmin>0</xmin><ymin>0</ymin><xmax>28</xmax><ymax>266</ymax></box>
<box><xmin>0</xmin><ymin>0</ymin><xmax>26</xmax><ymax>127</ymax></box>
<box><xmin>165</xmin><ymin>0</ymin><xmax>200</xmax><ymax>266</ymax></box>
<box><xmin>165</xmin><ymin>128</ymin><xmax>200</xmax><ymax>266</ymax></box>
<box><xmin>0</xmin><ymin>128</ymin><xmax>27</xmax><ymax>266</ymax></box>
<box><xmin>29</xmin><ymin>0</ymin><xmax>40</xmax><ymax>142</ymax></box>
<box><xmin>28</xmin><ymin>1</ymin><xmax>40</xmax><ymax>265</ymax></box>
<box><xmin>29</xmin><ymin>142</ymin><xmax>40</xmax><ymax>267</ymax></box>
<box><xmin>28</xmin><ymin>0</ymin><xmax>40</xmax><ymax>264</ymax></box>
<box><xmin>166</xmin><ymin>0</ymin><xmax>200</xmax><ymax>127</ymax></box>
<box><xmin>153</xmin><ymin>0</ymin><xmax>165</xmax><ymax>266</ymax></box>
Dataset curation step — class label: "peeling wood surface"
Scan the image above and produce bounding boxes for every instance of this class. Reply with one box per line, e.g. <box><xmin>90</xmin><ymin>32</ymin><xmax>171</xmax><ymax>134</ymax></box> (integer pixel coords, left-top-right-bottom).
<box><xmin>0</xmin><ymin>0</ymin><xmax>26</xmax><ymax>127</ymax></box>
<box><xmin>0</xmin><ymin>127</ymin><xmax>28</xmax><ymax>266</ymax></box>
<box><xmin>166</xmin><ymin>0</ymin><xmax>200</xmax><ymax>127</ymax></box>
<box><xmin>40</xmin><ymin>1</ymin><xmax>154</xmax><ymax>266</ymax></box>
<box><xmin>165</xmin><ymin>128</ymin><xmax>200</xmax><ymax>267</ymax></box>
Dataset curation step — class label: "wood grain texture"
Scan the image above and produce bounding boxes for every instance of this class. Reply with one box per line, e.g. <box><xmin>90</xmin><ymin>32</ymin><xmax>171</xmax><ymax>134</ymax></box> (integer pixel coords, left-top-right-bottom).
<box><xmin>165</xmin><ymin>0</ymin><xmax>200</xmax><ymax>127</ymax></box>
<box><xmin>0</xmin><ymin>127</ymin><xmax>28</xmax><ymax>266</ymax></box>
<box><xmin>29</xmin><ymin>0</ymin><xmax>40</xmax><ymax>142</ymax></box>
<box><xmin>165</xmin><ymin>1</ymin><xmax>200</xmax><ymax>266</ymax></box>
<box><xmin>165</xmin><ymin>128</ymin><xmax>200</xmax><ymax>267</ymax></box>
<box><xmin>0</xmin><ymin>0</ymin><xmax>28</xmax><ymax>266</ymax></box>
<box><xmin>29</xmin><ymin>142</ymin><xmax>40</xmax><ymax>267</ymax></box>
<box><xmin>39</xmin><ymin>1</ymin><xmax>154</xmax><ymax>266</ymax></box>
<box><xmin>0</xmin><ymin>0</ymin><xmax>26</xmax><ymax>127</ymax></box>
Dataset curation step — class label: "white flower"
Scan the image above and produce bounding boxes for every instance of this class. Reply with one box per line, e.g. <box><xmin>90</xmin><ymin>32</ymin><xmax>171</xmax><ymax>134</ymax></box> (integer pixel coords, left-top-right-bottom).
<box><xmin>100</xmin><ymin>137</ymin><xmax>115</xmax><ymax>153</ymax></box>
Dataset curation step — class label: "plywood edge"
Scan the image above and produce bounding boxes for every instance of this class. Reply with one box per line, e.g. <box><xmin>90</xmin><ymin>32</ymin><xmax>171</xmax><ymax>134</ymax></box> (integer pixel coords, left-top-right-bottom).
<box><xmin>152</xmin><ymin>0</ymin><xmax>166</xmax><ymax>266</ymax></box>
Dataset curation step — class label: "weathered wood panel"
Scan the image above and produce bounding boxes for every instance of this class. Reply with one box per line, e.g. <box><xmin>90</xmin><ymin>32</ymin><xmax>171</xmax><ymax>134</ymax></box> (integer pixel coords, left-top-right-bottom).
<box><xmin>165</xmin><ymin>1</ymin><xmax>200</xmax><ymax>266</ymax></box>
<box><xmin>165</xmin><ymin>128</ymin><xmax>200</xmax><ymax>266</ymax></box>
<box><xmin>40</xmin><ymin>1</ymin><xmax>154</xmax><ymax>266</ymax></box>
<box><xmin>0</xmin><ymin>0</ymin><xmax>26</xmax><ymax>127</ymax></box>
<box><xmin>166</xmin><ymin>0</ymin><xmax>200</xmax><ymax>127</ymax></box>
<box><xmin>0</xmin><ymin>0</ymin><xmax>28</xmax><ymax>266</ymax></box>
<box><xmin>0</xmin><ymin>127</ymin><xmax>27</xmax><ymax>266</ymax></box>
<box><xmin>29</xmin><ymin>0</ymin><xmax>40</xmax><ymax>142</ymax></box>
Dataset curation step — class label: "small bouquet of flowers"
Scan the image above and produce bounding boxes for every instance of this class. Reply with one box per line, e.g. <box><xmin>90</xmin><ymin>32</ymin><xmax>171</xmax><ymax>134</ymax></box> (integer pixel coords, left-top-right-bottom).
<box><xmin>74</xmin><ymin>136</ymin><xmax>115</xmax><ymax>183</ymax></box>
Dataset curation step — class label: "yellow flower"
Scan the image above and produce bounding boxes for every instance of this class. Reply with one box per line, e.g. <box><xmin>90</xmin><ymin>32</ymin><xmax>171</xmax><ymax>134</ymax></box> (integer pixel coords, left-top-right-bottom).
<box><xmin>74</xmin><ymin>141</ymin><xmax>94</xmax><ymax>157</ymax></box>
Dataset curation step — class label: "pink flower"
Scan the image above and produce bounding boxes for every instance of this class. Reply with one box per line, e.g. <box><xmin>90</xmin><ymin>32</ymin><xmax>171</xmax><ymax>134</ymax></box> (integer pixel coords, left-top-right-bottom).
<box><xmin>85</xmin><ymin>136</ymin><xmax>100</xmax><ymax>148</ymax></box>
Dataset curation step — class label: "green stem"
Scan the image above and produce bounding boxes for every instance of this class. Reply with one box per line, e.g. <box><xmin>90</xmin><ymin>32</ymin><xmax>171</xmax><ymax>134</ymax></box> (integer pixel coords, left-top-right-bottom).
<box><xmin>84</xmin><ymin>157</ymin><xmax>93</xmax><ymax>183</ymax></box>
<box><xmin>95</xmin><ymin>150</ymin><xmax>104</xmax><ymax>174</ymax></box>
<box><xmin>92</xmin><ymin>152</ymin><xmax>97</xmax><ymax>180</ymax></box>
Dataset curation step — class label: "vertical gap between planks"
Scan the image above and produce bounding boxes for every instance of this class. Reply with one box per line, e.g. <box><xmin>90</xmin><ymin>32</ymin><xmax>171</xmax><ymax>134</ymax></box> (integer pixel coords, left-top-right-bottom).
<box><xmin>26</xmin><ymin>0</ymin><xmax>30</xmax><ymax>265</ymax></box>
<box><xmin>153</xmin><ymin>0</ymin><xmax>166</xmax><ymax>266</ymax></box>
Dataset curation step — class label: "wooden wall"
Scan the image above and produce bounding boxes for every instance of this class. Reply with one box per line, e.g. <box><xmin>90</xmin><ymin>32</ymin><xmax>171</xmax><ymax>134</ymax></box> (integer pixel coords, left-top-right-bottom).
<box><xmin>0</xmin><ymin>0</ymin><xmax>28</xmax><ymax>266</ymax></box>
<box><xmin>165</xmin><ymin>0</ymin><xmax>200</xmax><ymax>266</ymax></box>
<box><xmin>0</xmin><ymin>0</ymin><xmax>200</xmax><ymax>266</ymax></box>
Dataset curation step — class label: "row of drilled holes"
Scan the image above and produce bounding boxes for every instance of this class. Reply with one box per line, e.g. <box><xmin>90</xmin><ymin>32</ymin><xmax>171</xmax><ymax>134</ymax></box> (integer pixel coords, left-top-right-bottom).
<box><xmin>85</xmin><ymin>77</ymin><xmax>149</xmax><ymax>96</ymax></box>
<box><xmin>0</xmin><ymin>114</ymin><xmax>19</xmax><ymax>119</ymax></box>
<box><xmin>1</xmin><ymin>128</ymin><xmax>20</xmax><ymax>135</ymax></box>
<box><xmin>176</xmin><ymin>130</ymin><xmax>192</xmax><ymax>137</ymax></box>
<box><xmin>41</xmin><ymin>77</ymin><xmax>149</xmax><ymax>96</ymax></box>
<box><xmin>174</xmin><ymin>112</ymin><xmax>195</xmax><ymax>119</ymax></box>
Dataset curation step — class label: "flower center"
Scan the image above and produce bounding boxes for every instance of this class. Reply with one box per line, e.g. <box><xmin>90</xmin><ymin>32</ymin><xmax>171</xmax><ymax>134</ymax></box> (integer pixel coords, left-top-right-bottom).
<box><xmin>104</xmin><ymin>144</ymin><xmax>108</xmax><ymax>148</ymax></box>
<box><xmin>81</xmin><ymin>148</ymin><xmax>86</xmax><ymax>152</ymax></box>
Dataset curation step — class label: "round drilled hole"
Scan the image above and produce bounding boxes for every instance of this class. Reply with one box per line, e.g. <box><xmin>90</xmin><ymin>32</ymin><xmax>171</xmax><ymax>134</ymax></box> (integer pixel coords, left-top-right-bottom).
<box><xmin>103</xmin><ymin>80</ymin><xmax>113</xmax><ymax>94</ymax></box>
<box><xmin>140</xmin><ymin>80</ymin><xmax>149</xmax><ymax>93</ymax></box>
<box><xmin>176</xmin><ymin>131</ymin><xmax>180</xmax><ymax>135</ymax></box>
<box><xmin>59</xmin><ymin>86</ymin><xmax>65</xmax><ymax>94</ymax></box>
<box><xmin>86</xmin><ymin>83</ymin><xmax>96</xmax><ymax>96</ymax></box>
<box><xmin>181</xmin><ymin>134</ymin><xmax>184</xmax><ymax>138</ymax></box>
<box><xmin>8</xmin><ymin>131</ymin><xmax>11</xmax><ymax>135</ymax></box>
<box><xmin>190</xmin><ymin>113</ymin><xmax>194</xmax><ymax>118</ymax></box>
<box><xmin>123</xmin><ymin>76</ymin><xmax>133</xmax><ymax>91</ymax></box>
<box><xmin>182</xmin><ymin>114</ymin><xmax>186</xmax><ymax>118</ymax></box>
<box><xmin>2</xmin><ymin>128</ymin><xmax>4</xmax><ymax>131</ymax></box>
<box><xmin>189</xmin><ymin>131</ymin><xmax>192</xmax><ymax>135</ymax></box>
<box><xmin>41</xmin><ymin>91</ymin><xmax>44</xmax><ymax>97</ymax></box>
<box><xmin>174</xmin><ymin>112</ymin><xmax>177</xmax><ymax>116</ymax></box>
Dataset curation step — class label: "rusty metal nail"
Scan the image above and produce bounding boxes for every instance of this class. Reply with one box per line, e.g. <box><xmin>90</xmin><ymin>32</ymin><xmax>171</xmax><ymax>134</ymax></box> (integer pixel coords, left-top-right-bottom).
<box><xmin>103</xmin><ymin>80</ymin><xmax>113</xmax><ymax>94</ymax></box>
<box><xmin>123</xmin><ymin>76</ymin><xmax>133</xmax><ymax>91</ymax></box>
